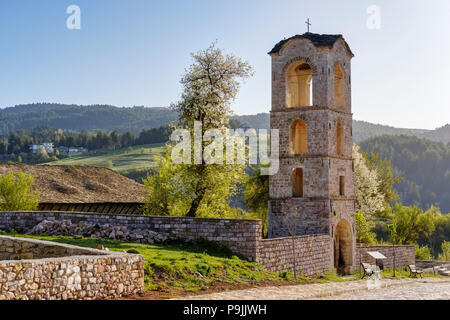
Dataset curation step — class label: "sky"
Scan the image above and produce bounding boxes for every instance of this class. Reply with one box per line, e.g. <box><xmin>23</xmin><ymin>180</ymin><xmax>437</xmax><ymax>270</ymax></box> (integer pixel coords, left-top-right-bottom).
<box><xmin>0</xmin><ymin>0</ymin><xmax>449</xmax><ymax>130</ymax></box>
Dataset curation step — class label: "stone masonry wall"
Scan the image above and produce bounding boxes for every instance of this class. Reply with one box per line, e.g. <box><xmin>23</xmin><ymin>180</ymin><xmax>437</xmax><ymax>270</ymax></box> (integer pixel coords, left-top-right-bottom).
<box><xmin>415</xmin><ymin>260</ymin><xmax>450</xmax><ymax>269</ymax></box>
<box><xmin>356</xmin><ymin>245</ymin><xmax>415</xmax><ymax>269</ymax></box>
<box><xmin>0</xmin><ymin>212</ymin><xmax>411</xmax><ymax>279</ymax></box>
<box><xmin>0</xmin><ymin>235</ymin><xmax>144</xmax><ymax>300</ymax></box>
<box><xmin>257</xmin><ymin>234</ymin><xmax>331</xmax><ymax>277</ymax></box>
<box><xmin>0</xmin><ymin>236</ymin><xmax>98</xmax><ymax>261</ymax></box>
<box><xmin>0</xmin><ymin>211</ymin><xmax>261</xmax><ymax>261</ymax></box>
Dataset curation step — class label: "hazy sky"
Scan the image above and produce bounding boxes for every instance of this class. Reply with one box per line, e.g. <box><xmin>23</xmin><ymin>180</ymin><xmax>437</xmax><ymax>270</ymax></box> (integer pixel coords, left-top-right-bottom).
<box><xmin>1</xmin><ymin>0</ymin><xmax>449</xmax><ymax>129</ymax></box>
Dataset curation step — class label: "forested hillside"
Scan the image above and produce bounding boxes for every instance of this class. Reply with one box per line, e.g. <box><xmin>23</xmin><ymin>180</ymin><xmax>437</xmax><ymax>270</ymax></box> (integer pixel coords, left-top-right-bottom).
<box><xmin>0</xmin><ymin>103</ymin><xmax>178</xmax><ymax>134</ymax></box>
<box><xmin>2</xmin><ymin>104</ymin><xmax>450</xmax><ymax>144</ymax></box>
<box><xmin>360</xmin><ymin>135</ymin><xmax>450</xmax><ymax>213</ymax></box>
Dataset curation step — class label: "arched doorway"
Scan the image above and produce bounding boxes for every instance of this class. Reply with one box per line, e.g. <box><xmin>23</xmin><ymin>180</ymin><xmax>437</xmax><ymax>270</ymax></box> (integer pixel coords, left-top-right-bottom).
<box><xmin>334</xmin><ymin>219</ymin><xmax>353</xmax><ymax>274</ymax></box>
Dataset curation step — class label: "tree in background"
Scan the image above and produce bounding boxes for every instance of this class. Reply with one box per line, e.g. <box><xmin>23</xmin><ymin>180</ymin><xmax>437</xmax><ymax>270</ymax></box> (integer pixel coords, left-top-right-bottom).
<box><xmin>438</xmin><ymin>241</ymin><xmax>450</xmax><ymax>261</ymax></box>
<box><xmin>353</xmin><ymin>211</ymin><xmax>376</xmax><ymax>244</ymax></box>
<box><xmin>143</xmin><ymin>42</ymin><xmax>253</xmax><ymax>218</ymax></box>
<box><xmin>421</xmin><ymin>206</ymin><xmax>450</xmax><ymax>256</ymax></box>
<box><xmin>363</xmin><ymin>151</ymin><xmax>403</xmax><ymax>218</ymax></box>
<box><xmin>142</xmin><ymin>148</ymin><xmax>192</xmax><ymax>216</ymax></box>
<box><xmin>0</xmin><ymin>171</ymin><xmax>39</xmax><ymax>211</ymax></box>
<box><xmin>388</xmin><ymin>203</ymin><xmax>435</xmax><ymax>245</ymax></box>
<box><xmin>353</xmin><ymin>144</ymin><xmax>385</xmax><ymax>220</ymax></box>
<box><xmin>243</xmin><ymin>164</ymin><xmax>269</xmax><ymax>237</ymax></box>
<box><xmin>415</xmin><ymin>244</ymin><xmax>432</xmax><ymax>261</ymax></box>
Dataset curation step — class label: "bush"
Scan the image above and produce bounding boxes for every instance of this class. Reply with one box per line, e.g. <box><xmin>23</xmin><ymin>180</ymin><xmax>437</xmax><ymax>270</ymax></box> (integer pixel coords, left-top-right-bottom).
<box><xmin>0</xmin><ymin>171</ymin><xmax>39</xmax><ymax>211</ymax></box>
<box><xmin>415</xmin><ymin>244</ymin><xmax>432</xmax><ymax>260</ymax></box>
<box><xmin>438</xmin><ymin>241</ymin><xmax>450</xmax><ymax>261</ymax></box>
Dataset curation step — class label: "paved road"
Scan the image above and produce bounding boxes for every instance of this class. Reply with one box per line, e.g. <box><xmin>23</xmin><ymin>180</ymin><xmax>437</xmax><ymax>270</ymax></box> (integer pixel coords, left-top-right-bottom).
<box><xmin>179</xmin><ymin>278</ymin><xmax>450</xmax><ymax>300</ymax></box>
<box><xmin>317</xmin><ymin>279</ymin><xmax>450</xmax><ymax>300</ymax></box>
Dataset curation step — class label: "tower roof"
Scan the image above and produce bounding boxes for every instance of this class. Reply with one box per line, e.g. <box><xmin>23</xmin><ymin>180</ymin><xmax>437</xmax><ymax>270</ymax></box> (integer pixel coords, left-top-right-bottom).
<box><xmin>268</xmin><ymin>32</ymin><xmax>354</xmax><ymax>57</ymax></box>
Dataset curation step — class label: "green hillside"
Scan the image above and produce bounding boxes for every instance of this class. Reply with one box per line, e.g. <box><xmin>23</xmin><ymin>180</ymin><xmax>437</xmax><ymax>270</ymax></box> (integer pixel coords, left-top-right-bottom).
<box><xmin>46</xmin><ymin>143</ymin><xmax>165</xmax><ymax>178</ymax></box>
<box><xmin>360</xmin><ymin>135</ymin><xmax>450</xmax><ymax>213</ymax></box>
<box><xmin>0</xmin><ymin>103</ymin><xmax>177</xmax><ymax>134</ymax></box>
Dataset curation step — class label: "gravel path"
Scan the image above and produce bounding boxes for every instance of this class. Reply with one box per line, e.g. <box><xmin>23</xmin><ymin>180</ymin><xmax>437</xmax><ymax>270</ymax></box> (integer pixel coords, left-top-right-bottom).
<box><xmin>317</xmin><ymin>278</ymin><xmax>450</xmax><ymax>300</ymax></box>
<box><xmin>178</xmin><ymin>278</ymin><xmax>450</xmax><ymax>300</ymax></box>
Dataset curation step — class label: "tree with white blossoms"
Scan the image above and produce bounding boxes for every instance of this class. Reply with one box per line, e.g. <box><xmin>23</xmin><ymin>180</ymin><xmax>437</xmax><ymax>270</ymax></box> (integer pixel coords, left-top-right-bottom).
<box><xmin>352</xmin><ymin>143</ymin><xmax>385</xmax><ymax>220</ymax></box>
<box><xmin>142</xmin><ymin>42</ymin><xmax>253</xmax><ymax>218</ymax></box>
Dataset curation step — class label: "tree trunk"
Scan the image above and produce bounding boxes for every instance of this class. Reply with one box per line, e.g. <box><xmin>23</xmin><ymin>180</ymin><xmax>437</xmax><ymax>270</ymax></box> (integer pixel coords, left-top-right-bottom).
<box><xmin>186</xmin><ymin>187</ymin><xmax>206</xmax><ymax>217</ymax></box>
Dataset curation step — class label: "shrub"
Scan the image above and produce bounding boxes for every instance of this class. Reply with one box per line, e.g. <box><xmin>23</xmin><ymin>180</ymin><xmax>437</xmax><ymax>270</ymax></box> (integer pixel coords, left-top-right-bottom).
<box><xmin>415</xmin><ymin>244</ymin><xmax>432</xmax><ymax>260</ymax></box>
<box><xmin>438</xmin><ymin>241</ymin><xmax>450</xmax><ymax>261</ymax></box>
<box><xmin>0</xmin><ymin>171</ymin><xmax>39</xmax><ymax>211</ymax></box>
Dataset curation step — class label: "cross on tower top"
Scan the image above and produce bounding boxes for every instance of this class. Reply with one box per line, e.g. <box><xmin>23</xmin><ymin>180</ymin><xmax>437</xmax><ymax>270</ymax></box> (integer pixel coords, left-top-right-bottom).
<box><xmin>305</xmin><ymin>18</ymin><xmax>312</xmax><ymax>32</ymax></box>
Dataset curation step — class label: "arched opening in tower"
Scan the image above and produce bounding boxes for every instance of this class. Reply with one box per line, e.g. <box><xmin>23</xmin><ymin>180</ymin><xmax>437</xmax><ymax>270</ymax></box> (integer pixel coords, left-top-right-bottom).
<box><xmin>292</xmin><ymin>168</ymin><xmax>303</xmax><ymax>197</ymax></box>
<box><xmin>334</xmin><ymin>219</ymin><xmax>353</xmax><ymax>275</ymax></box>
<box><xmin>290</xmin><ymin>119</ymin><xmax>307</xmax><ymax>154</ymax></box>
<box><xmin>336</xmin><ymin>119</ymin><xmax>344</xmax><ymax>156</ymax></box>
<box><xmin>286</xmin><ymin>62</ymin><xmax>313</xmax><ymax>108</ymax></box>
<box><xmin>334</xmin><ymin>64</ymin><xmax>345</xmax><ymax>110</ymax></box>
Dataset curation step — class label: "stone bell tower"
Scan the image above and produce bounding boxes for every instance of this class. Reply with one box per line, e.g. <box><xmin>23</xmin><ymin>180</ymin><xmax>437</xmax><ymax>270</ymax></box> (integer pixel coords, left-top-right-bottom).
<box><xmin>267</xmin><ymin>33</ymin><xmax>356</xmax><ymax>273</ymax></box>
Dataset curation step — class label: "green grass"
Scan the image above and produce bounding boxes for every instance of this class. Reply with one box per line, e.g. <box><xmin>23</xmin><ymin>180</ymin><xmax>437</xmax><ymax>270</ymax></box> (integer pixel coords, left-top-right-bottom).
<box><xmin>45</xmin><ymin>143</ymin><xmax>165</xmax><ymax>175</ymax></box>
<box><xmin>0</xmin><ymin>231</ymin><xmax>314</xmax><ymax>293</ymax></box>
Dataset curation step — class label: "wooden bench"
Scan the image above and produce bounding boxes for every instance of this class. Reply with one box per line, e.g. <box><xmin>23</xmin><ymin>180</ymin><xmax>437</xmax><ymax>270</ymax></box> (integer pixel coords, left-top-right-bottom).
<box><xmin>407</xmin><ymin>264</ymin><xmax>423</xmax><ymax>278</ymax></box>
<box><xmin>361</xmin><ymin>262</ymin><xmax>374</xmax><ymax>279</ymax></box>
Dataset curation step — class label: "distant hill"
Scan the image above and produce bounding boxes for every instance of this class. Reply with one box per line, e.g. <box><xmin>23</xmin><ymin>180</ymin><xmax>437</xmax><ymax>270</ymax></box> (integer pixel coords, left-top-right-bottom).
<box><xmin>231</xmin><ymin>114</ymin><xmax>450</xmax><ymax>144</ymax></box>
<box><xmin>352</xmin><ymin>120</ymin><xmax>429</xmax><ymax>143</ymax></box>
<box><xmin>1</xmin><ymin>103</ymin><xmax>449</xmax><ymax>144</ymax></box>
<box><xmin>0</xmin><ymin>103</ymin><xmax>178</xmax><ymax>134</ymax></box>
<box><xmin>360</xmin><ymin>135</ymin><xmax>450</xmax><ymax>213</ymax></box>
<box><xmin>353</xmin><ymin>120</ymin><xmax>450</xmax><ymax>144</ymax></box>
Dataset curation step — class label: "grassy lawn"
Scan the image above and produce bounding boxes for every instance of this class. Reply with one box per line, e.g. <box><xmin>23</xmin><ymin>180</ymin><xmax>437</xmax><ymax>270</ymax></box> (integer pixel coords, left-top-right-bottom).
<box><xmin>45</xmin><ymin>143</ymin><xmax>165</xmax><ymax>175</ymax></box>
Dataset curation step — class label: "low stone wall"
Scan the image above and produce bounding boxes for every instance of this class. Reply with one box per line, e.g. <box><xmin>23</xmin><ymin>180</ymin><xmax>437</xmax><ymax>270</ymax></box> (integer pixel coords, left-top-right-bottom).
<box><xmin>0</xmin><ymin>236</ymin><xmax>98</xmax><ymax>260</ymax></box>
<box><xmin>257</xmin><ymin>234</ymin><xmax>331</xmax><ymax>277</ymax></box>
<box><xmin>415</xmin><ymin>260</ymin><xmax>450</xmax><ymax>269</ymax></box>
<box><xmin>0</xmin><ymin>235</ymin><xmax>144</xmax><ymax>300</ymax></box>
<box><xmin>356</xmin><ymin>245</ymin><xmax>415</xmax><ymax>269</ymax></box>
<box><xmin>0</xmin><ymin>211</ymin><xmax>261</xmax><ymax>261</ymax></box>
<box><xmin>0</xmin><ymin>212</ymin><xmax>342</xmax><ymax>278</ymax></box>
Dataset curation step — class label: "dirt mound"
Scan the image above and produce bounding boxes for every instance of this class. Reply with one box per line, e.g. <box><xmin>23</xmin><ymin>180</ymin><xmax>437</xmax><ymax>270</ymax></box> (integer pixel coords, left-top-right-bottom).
<box><xmin>0</xmin><ymin>164</ymin><xmax>144</xmax><ymax>203</ymax></box>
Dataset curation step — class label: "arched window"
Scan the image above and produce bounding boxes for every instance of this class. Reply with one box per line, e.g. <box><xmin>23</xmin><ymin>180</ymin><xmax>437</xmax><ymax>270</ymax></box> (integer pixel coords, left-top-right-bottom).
<box><xmin>292</xmin><ymin>168</ymin><xmax>303</xmax><ymax>197</ymax></box>
<box><xmin>286</xmin><ymin>62</ymin><xmax>313</xmax><ymax>108</ymax></box>
<box><xmin>336</xmin><ymin>119</ymin><xmax>344</xmax><ymax>156</ymax></box>
<box><xmin>290</xmin><ymin>119</ymin><xmax>307</xmax><ymax>154</ymax></box>
<box><xmin>334</xmin><ymin>64</ymin><xmax>345</xmax><ymax>110</ymax></box>
<box><xmin>339</xmin><ymin>176</ymin><xmax>345</xmax><ymax>196</ymax></box>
